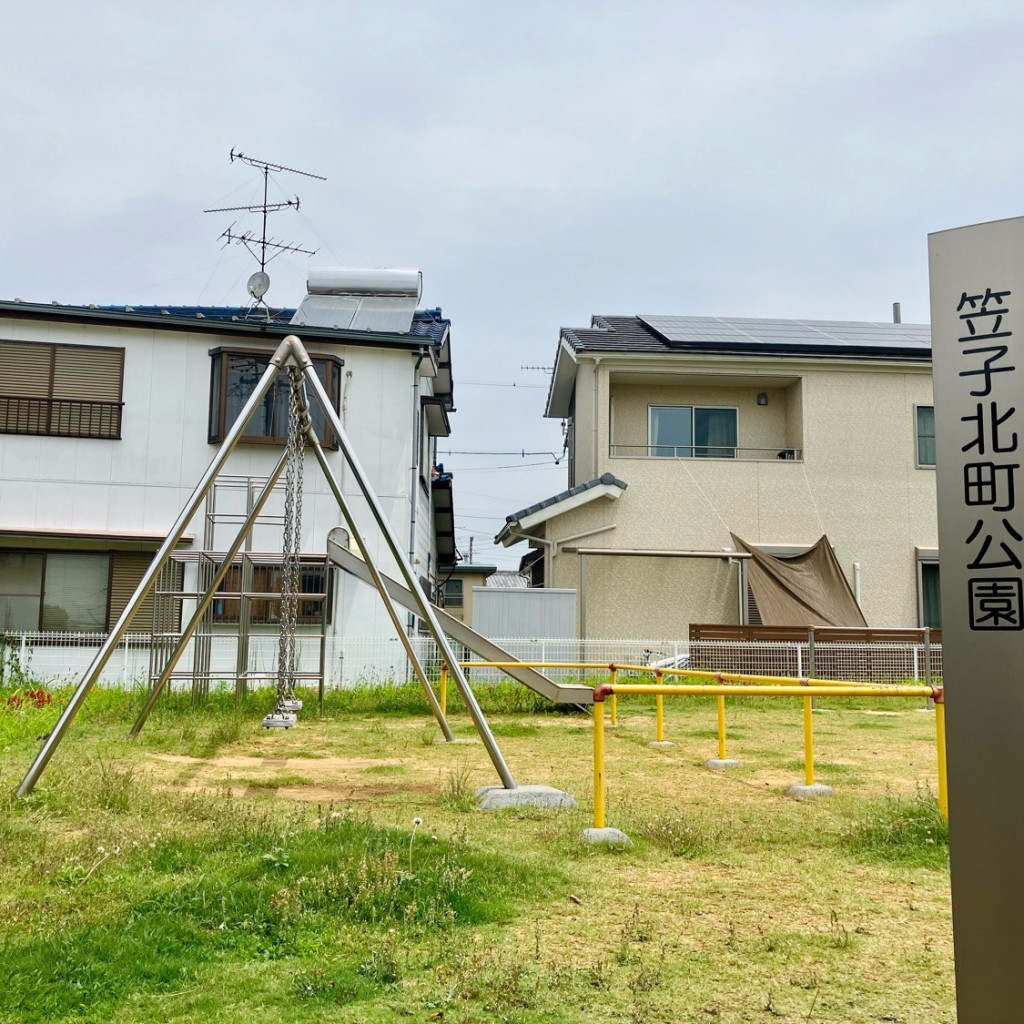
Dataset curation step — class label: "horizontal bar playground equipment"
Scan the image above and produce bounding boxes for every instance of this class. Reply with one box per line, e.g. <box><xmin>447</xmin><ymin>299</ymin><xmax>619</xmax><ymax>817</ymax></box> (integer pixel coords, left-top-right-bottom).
<box><xmin>438</xmin><ymin>660</ymin><xmax>947</xmax><ymax>830</ymax></box>
<box><xmin>589</xmin><ymin>680</ymin><xmax>947</xmax><ymax>832</ymax></box>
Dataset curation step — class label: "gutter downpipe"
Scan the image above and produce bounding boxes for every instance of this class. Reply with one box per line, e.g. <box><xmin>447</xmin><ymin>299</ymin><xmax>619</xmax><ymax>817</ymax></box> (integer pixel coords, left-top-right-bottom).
<box><xmin>853</xmin><ymin>561</ymin><xmax>862</xmax><ymax>607</ymax></box>
<box><xmin>408</xmin><ymin>347</ymin><xmax>429</xmax><ymax>635</ymax></box>
<box><xmin>592</xmin><ymin>356</ymin><xmax>602</xmax><ymax>479</ymax></box>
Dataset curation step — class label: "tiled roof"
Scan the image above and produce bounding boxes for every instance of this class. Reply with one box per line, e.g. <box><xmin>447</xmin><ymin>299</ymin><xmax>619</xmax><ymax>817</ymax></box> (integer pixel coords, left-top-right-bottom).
<box><xmin>504</xmin><ymin>472</ymin><xmax>627</xmax><ymax>524</ymax></box>
<box><xmin>486</xmin><ymin>570</ymin><xmax>529</xmax><ymax>588</ymax></box>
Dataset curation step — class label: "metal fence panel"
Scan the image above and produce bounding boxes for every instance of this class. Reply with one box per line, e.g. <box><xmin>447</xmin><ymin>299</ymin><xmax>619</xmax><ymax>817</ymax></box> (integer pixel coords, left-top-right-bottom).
<box><xmin>0</xmin><ymin>632</ymin><xmax>943</xmax><ymax>690</ymax></box>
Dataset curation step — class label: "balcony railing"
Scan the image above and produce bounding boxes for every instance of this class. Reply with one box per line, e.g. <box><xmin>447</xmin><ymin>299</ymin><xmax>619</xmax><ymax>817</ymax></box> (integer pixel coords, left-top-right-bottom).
<box><xmin>0</xmin><ymin>395</ymin><xmax>123</xmax><ymax>439</ymax></box>
<box><xmin>610</xmin><ymin>444</ymin><xmax>803</xmax><ymax>461</ymax></box>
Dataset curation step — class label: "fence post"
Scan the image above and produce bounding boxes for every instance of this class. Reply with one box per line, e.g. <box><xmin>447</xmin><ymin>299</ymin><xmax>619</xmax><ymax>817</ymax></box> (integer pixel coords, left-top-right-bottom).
<box><xmin>655</xmin><ymin>669</ymin><xmax>664</xmax><ymax>742</ymax></box>
<box><xmin>934</xmin><ymin>687</ymin><xmax>948</xmax><ymax>820</ymax></box>
<box><xmin>803</xmin><ymin>695</ymin><xmax>815</xmax><ymax>785</ymax></box>
<box><xmin>717</xmin><ymin>694</ymin><xmax>727</xmax><ymax>759</ymax></box>
<box><xmin>593</xmin><ymin>695</ymin><xmax>606</xmax><ymax>829</ymax></box>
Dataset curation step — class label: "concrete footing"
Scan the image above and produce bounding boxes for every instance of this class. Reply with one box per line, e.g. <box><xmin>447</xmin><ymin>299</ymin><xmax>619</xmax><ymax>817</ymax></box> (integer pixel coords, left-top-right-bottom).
<box><xmin>786</xmin><ymin>782</ymin><xmax>835</xmax><ymax>800</ymax></box>
<box><xmin>706</xmin><ymin>757</ymin><xmax>742</xmax><ymax>770</ymax></box>
<box><xmin>581</xmin><ymin>826</ymin><xmax>632</xmax><ymax>846</ymax></box>
<box><xmin>475</xmin><ymin>784</ymin><xmax>577</xmax><ymax>811</ymax></box>
<box><xmin>648</xmin><ymin>740</ymin><xmax>675</xmax><ymax>749</ymax></box>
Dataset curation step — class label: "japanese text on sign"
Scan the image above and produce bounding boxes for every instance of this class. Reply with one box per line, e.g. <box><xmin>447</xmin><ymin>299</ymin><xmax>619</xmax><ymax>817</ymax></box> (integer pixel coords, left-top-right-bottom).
<box><xmin>957</xmin><ymin>288</ymin><xmax>1024</xmax><ymax>629</ymax></box>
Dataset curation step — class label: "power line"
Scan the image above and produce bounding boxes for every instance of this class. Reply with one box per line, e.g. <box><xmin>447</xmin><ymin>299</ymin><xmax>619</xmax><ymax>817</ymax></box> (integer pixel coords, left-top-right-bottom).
<box><xmin>458</xmin><ymin>380</ymin><xmax>547</xmax><ymax>389</ymax></box>
<box><xmin>439</xmin><ymin>449</ymin><xmax>561</xmax><ymax>457</ymax></box>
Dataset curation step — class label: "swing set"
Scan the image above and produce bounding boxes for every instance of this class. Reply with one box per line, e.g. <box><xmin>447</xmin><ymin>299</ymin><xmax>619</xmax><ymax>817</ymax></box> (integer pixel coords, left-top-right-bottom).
<box><xmin>16</xmin><ymin>335</ymin><xmax>526</xmax><ymax>798</ymax></box>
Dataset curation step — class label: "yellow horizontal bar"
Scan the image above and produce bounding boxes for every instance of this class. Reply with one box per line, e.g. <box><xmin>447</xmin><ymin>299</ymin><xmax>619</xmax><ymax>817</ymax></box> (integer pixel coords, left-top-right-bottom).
<box><xmin>601</xmin><ymin>684</ymin><xmax>934</xmax><ymax>698</ymax></box>
<box><xmin>460</xmin><ymin>661</ymin><xmax>603</xmax><ymax>670</ymax></box>
<box><xmin>461</xmin><ymin>660</ymin><xmax>919</xmax><ymax>690</ymax></box>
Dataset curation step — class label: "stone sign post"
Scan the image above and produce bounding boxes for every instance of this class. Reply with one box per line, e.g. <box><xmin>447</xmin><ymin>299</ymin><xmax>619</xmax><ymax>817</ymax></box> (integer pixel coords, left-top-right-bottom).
<box><xmin>929</xmin><ymin>216</ymin><xmax>1024</xmax><ymax>1021</ymax></box>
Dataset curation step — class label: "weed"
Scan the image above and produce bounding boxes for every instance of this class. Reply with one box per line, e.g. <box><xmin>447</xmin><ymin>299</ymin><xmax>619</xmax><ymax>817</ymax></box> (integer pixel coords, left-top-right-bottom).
<box><xmin>636</xmin><ymin>810</ymin><xmax>723</xmax><ymax>858</ymax></box>
<box><xmin>829</xmin><ymin>909</ymin><xmax>853</xmax><ymax>949</ymax></box>
<box><xmin>440</xmin><ymin>763</ymin><xmax>476</xmax><ymax>812</ymax></box>
<box><xmin>840</xmin><ymin>788</ymin><xmax>948</xmax><ymax>867</ymax></box>
<box><xmin>616</xmin><ymin>905</ymin><xmax>652</xmax><ymax>964</ymax></box>
<box><xmin>357</xmin><ymin>932</ymin><xmax>400</xmax><ymax>985</ymax></box>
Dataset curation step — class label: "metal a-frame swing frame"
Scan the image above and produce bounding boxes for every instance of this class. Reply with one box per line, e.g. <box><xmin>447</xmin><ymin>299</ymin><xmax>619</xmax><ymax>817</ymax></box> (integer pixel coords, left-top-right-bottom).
<box><xmin>16</xmin><ymin>334</ymin><xmax>516</xmax><ymax>797</ymax></box>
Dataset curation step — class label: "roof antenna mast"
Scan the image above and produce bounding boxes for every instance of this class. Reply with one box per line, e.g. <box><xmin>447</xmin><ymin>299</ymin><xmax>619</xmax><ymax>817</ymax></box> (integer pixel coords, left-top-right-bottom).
<box><xmin>204</xmin><ymin>149</ymin><xmax>326</xmax><ymax>313</ymax></box>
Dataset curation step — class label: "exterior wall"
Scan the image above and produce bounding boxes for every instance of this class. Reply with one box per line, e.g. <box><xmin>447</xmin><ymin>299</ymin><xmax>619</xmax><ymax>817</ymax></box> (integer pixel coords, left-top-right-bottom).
<box><xmin>534</xmin><ymin>357</ymin><xmax>936</xmax><ymax>635</ymax></box>
<box><xmin>610</xmin><ymin>380</ymin><xmax>801</xmax><ymax>456</ymax></box>
<box><xmin>0</xmin><ymin>314</ymin><xmax>440</xmax><ymax>641</ymax></box>
<box><xmin>472</xmin><ymin>587</ymin><xmax>577</xmax><ymax>640</ymax></box>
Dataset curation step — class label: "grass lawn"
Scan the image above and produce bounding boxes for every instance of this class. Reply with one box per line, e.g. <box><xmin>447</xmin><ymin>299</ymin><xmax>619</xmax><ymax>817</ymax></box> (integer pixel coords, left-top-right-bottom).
<box><xmin>0</xmin><ymin>682</ymin><xmax>953</xmax><ymax>1023</ymax></box>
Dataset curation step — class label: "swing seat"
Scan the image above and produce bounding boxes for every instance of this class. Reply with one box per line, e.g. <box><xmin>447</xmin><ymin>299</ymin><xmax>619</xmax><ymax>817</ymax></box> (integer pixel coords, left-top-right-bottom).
<box><xmin>280</xmin><ymin>698</ymin><xmax>303</xmax><ymax>712</ymax></box>
<box><xmin>262</xmin><ymin>712</ymin><xmax>297</xmax><ymax>729</ymax></box>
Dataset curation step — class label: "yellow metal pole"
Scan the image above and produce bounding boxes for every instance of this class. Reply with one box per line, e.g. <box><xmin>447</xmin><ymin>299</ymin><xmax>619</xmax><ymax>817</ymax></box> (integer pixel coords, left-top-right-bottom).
<box><xmin>609</xmin><ymin>667</ymin><xmax>618</xmax><ymax>726</ymax></box>
<box><xmin>439</xmin><ymin>662</ymin><xmax>448</xmax><ymax>720</ymax></box>
<box><xmin>655</xmin><ymin>668</ymin><xmax>665</xmax><ymax>742</ymax></box>
<box><xmin>935</xmin><ymin>691</ymin><xmax>948</xmax><ymax>820</ymax></box>
<box><xmin>803</xmin><ymin>696</ymin><xmax>815</xmax><ymax>786</ymax></box>
<box><xmin>717</xmin><ymin>694</ymin><xmax>727</xmax><ymax>760</ymax></box>
<box><xmin>593</xmin><ymin>697</ymin><xmax>606</xmax><ymax>829</ymax></box>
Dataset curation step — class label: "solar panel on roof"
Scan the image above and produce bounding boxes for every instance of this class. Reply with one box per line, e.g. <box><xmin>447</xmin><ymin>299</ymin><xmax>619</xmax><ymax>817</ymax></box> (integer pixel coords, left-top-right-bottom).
<box><xmin>637</xmin><ymin>315</ymin><xmax>931</xmax><ymax>351</ymax></box>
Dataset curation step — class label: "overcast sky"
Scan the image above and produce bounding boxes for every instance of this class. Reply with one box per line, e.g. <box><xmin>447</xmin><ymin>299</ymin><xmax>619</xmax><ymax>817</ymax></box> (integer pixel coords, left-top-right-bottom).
<box><xmin>4</xmin><ymin>1</ymin><xmax>1023</xmax><ymax>568</ymax></box>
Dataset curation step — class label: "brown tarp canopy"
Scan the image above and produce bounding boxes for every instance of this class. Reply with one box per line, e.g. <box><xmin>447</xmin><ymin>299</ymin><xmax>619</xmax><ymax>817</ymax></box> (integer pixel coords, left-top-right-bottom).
<box><xmin>730</xmin><ymin>533</ymin><xmax>868</xmax><ymax>627</ymax></box>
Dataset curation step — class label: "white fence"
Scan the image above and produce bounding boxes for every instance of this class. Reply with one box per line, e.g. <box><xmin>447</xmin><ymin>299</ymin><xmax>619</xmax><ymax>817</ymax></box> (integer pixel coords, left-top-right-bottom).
<box><xmin>0</xmin><ymin>632</ymin><xmax>942</xmax><ymax>690</ymax></box>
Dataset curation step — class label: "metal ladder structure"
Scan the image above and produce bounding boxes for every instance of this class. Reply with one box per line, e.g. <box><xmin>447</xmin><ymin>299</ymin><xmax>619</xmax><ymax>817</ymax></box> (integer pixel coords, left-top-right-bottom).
<box><xmin>16</xmin><ymin>334</ymin><xmax>516</xmax><ymax>797</ymax></box>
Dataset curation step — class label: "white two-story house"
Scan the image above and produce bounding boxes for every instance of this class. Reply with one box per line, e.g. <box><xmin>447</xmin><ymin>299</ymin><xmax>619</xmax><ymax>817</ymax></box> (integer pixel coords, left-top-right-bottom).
<box><xmin>497</xmin><ymin>314</ymin><xmax>939</xmax><ymax>640</ymax></box>
<box><xmin>0</xmin><ymin>269</ymin><xmax>459</xmax><ymax>678</ymax></box>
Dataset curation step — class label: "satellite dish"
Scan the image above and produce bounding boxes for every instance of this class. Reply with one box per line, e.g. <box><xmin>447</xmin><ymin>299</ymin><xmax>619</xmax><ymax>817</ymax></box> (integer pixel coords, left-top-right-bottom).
<box><xmin>247</xmin><ymin>271</ymin><xmax>271</xmax><ymax>300</ymax></box>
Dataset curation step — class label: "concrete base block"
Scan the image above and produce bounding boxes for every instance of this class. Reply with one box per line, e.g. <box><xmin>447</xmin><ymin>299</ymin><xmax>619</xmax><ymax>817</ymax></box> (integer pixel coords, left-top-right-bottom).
<box><xmin>706</xmin><ymin>758</ymin><xmax>742</xmax><ymax>770</ymax></box>
<box><xmin>648</xmin><ymin>740</ymin><xmax>675</xmax><ymax>749</ymax></box>
<box><xmin>475</xmin><ymin>784</ymin><xmax>577</xmax><ymax>811</ymax></box>
<box><xmin>786</xmin><ymin>782</ymin><xmax>835</xmax><ymax>800</ymax></box>
<box><xmin>581</xmin><ymin>826</ymin><xmax>632</xmax><ymax>846</ymax></box>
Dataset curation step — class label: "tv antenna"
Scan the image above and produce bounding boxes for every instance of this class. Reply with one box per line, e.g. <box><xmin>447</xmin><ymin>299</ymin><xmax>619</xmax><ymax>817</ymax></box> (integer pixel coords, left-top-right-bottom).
<box><xmin>205</xmin><ymin>149</ymin><xmax>326</xmax><ymax>304</ymax></box>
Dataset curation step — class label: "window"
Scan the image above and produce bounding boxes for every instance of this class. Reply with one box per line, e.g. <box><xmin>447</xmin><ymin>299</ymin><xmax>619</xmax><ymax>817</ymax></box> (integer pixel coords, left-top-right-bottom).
<box><xmin>650</xmin><ymin>405</ymin><xmax>737</xmax><ymax>458</ymax></box>
<box><xmin>0</xmin><ymin>341</ymin><xmax>124</xmax><ymax>439</ymax></box>
<box><xmin>920</xmin><ymin>562</ymin><xmax>942</xmax><ymax>628</ymax></box>
<box><xmin>211</xmin><ymin>561</ymin><xmax>328</xmax><ymax>625</ymax></box>
<box><xmin>208</xmin><ymin>350</ymin><xmax>343</xmax><ymax>448</ymax></box>
<box><xmin>441</xmin><ymin>578</ymin><xmax>464</xmax><ymax>609</ymax></box>
<box><xmin>0</xmin><ymin>551</ymin><xmax>110</xmax><ymax>630</ymax></box>
<box><xmin>916</xmin><ymin>406</ymin><xmax>936</xmax><ymax>467</ymax></box>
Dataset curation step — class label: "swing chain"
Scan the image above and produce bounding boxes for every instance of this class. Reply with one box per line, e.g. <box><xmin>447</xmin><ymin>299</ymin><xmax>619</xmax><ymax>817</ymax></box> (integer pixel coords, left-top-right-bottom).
<box><xmin>275</xmin><ymin>367</ymin><xmax>305</xmax><ymax>710</ymax></box>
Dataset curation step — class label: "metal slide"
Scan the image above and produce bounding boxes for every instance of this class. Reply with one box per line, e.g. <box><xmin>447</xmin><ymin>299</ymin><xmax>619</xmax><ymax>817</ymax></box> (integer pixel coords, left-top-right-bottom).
<box><xmin>327</xmin><ymin>538</ymin><xmax>594</xmax><ymax>706</ymax></box>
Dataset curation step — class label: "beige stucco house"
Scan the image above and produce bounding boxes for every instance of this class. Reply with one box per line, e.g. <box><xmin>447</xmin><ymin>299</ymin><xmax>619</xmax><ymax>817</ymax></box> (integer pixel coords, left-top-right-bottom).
<box><xmin>496</xmin><ymin>314</ymin><xmax>939</xmax><ymax>639</ymax></box>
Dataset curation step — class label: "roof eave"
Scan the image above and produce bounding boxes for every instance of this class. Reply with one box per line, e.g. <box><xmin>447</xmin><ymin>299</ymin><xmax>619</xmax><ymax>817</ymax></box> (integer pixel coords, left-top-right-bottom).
<box><xmin>0</xmin><ymin>301</ymin><xmax>436</xmax><ymax>350</ymax></box>
<box><xmin>545</xmin><ymin>335</ymin><xmax>579</xmax><ymax>418</ymax></box>
<box><xmin>496</xmin><ymin>478</ymin><xmax>627</xmax><ymax>547</ymax></box>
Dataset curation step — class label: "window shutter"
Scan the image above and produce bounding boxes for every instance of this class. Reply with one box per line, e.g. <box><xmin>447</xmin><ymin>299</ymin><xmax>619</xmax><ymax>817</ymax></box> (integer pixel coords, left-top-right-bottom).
<box><xmin>51</xmin><ymin>345</ymin><xmax>124</xmax><ymax>436</ymax></box>
<box><xmin>109</xmin><ymin>553</ymin><xmax>181</xmax><ymax>630</ymax></box>
<box><xmin>51</xmin><ymin>345</ymin><xmax>123</xmax><ymax>401</ymax></box>
<box><xmin>0</xmin><ymin>343</ymin><xmax>52</xmax><ymax>398</ymax></box>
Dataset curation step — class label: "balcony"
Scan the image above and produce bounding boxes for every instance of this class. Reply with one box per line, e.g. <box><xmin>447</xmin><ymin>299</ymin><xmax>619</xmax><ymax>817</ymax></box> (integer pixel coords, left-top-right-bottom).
<box><xmin>0</xmin><ymin>395</ymin><xmax>123</xmax><ymax>439</ymax></box>
<box><xmin>610</xmin><ymin>444</ymin><xmax>802</xmax><ymax>462</ymax></box>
